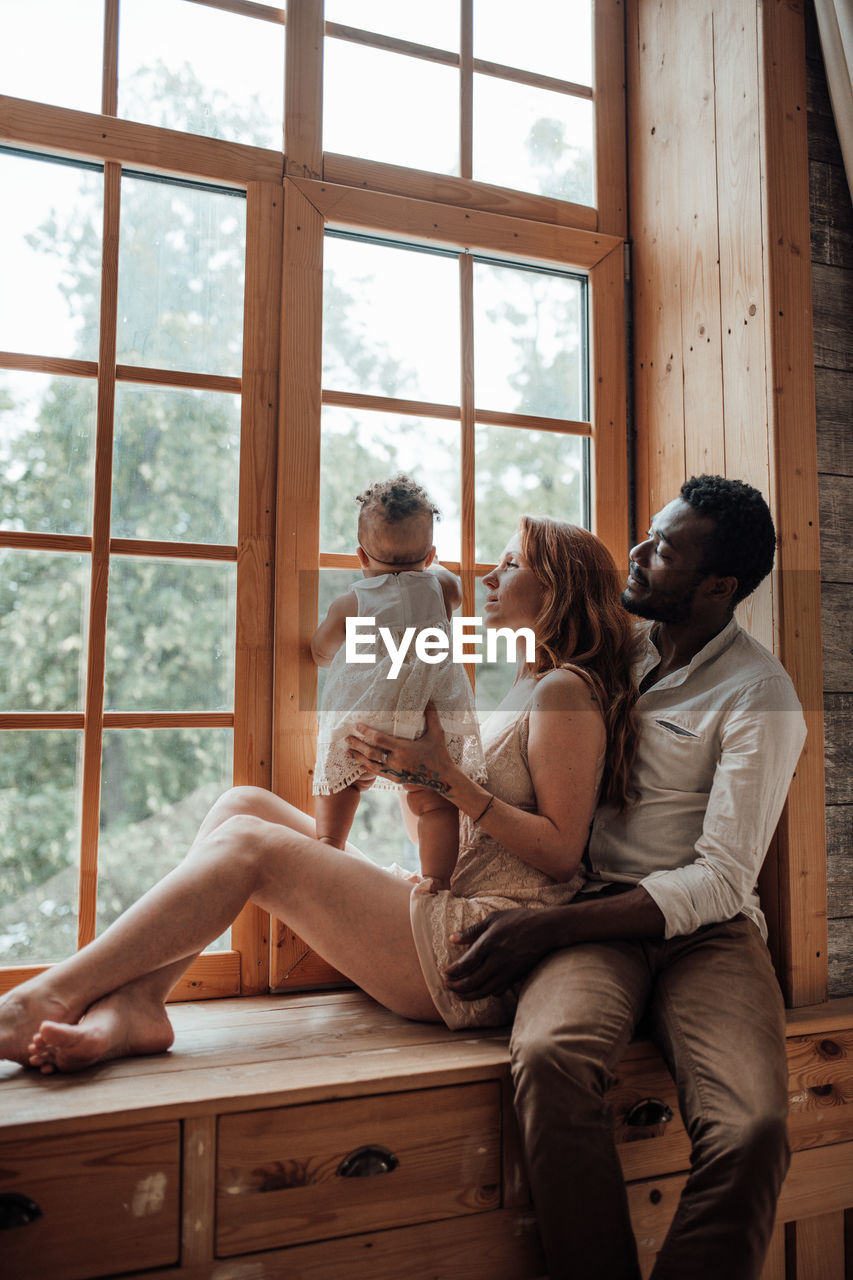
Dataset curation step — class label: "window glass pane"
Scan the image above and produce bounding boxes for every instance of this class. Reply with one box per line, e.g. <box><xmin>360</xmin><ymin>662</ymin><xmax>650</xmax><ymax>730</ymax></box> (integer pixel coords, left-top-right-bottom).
<box><xmin>473</xmin><ymin>77</ymin><xmax>593</xmax><ymax>204</ymax></box>
<box><xmin>0</xmin><ymin>730</ymin><xmax>83</xmax><ymax>965</ymax></box>
<box><xmin>118</xmin><ymin>0</ymin><xmax>284</xmax><ymax>148</ymax></box>
<box><xmin>0</xmin><ymin>371</ymin><xmax>96</xmax><ymax>535</ymax></box>
<box><xmin>348</xmin><ymin>788</ymin><xmax>419</xmax><ymax>873</ymax></box>
<box><xmin>474</xmin><ymin>261</ymin><xmax>585</xmax><ymax>419</ymax></box>
<box><xmin>475</xmin><ymin>425</ymin><xmax>585</xmax><ymax>562</ymax></box>
<box><xmin>324</xmin><ymin>40</ymin><xmax>458</xmax><ymax>175</ymax></box>
<box><xmin>0</xmin><ymin>153</ymin><xmax>102</xmax><ymax>361</ymax></box>
<box><xmin>0</xmin><ymin>550</ymin><xmax>89</xmax><ymax>712</ymax></box>
<box><xmin>325</xmin><ymin>1</ymin><xmax>459</xmax><ymax>50</ymax></box>
<box><xmin>117</xmin><ymin>175</ymin><xmax>246</xmax><ymax>377</ymax></box>
<box><xmin>98</xmin><ymin>728</ymin><xmax>233</xmax><ymax>947</ymax></box>
<box><xmin>1</xmin><ymin>0</ymin><xmax>103</xmax><ymax>114</ymax></box>
<box><xmin>473</xmin><ymin>575</ymin><xmax>517</xmax><ymax>715</ymax></box>
<box><xmin>112</xmin><ymin>384</ymin><xmax>241</xmax><ymax>543</ymax></box>
<box><xmin>320</xmin><ymin>406</ymin><xmax>460</xmax><ymax>561</ymax></box>
<box><xmin>323</xmin><ymin>237</ymin><xmax>460</xmax><ymax>404</ymax></box>
<box><xmin>104</xmin><ymin>558</ymin><xmax>237</xmax><ymax>711</ymax></box>
<box><xmin>473</xmin><ymin>0</ymin><xmax>592</xmax><ymax>86</ymax></box>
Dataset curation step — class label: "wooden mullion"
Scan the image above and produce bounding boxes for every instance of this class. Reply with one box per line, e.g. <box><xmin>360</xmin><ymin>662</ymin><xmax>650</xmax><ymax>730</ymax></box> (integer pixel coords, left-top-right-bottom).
<box><xmin>324</xmin><ymin>23</ymin><xmax>459</xmax><ymax>68</ymax></box>
<box><xmin>0</xmin><ymin>531</ymin><xmax>91</xmax><ymax>553</ymax></box>
<box><xmin>318</xmin><ymin>552</ymin><xmax>463</xmax><ymax>575</ymax></box>
<box><xmin>0</xmin><ymin>352</ymin><xmax>98</xmax><ymax>378</ymax></box>
<box><xmin>460</xmin><ymin>0</ymin><xmax>473</xmax><ymax>181</ymax></box>
<box><xmin>0</xmin><ymin>714</ymin><xmax>86</xmax><ymax>730</ymax></box>
<box><xmin>475</xmin><ymin>409</ymin><xmax>591</xmax><ymax>435</ymax></box>
<box><xmin>322</xmin><ymin>388</ymin><xmax>459</xmax><ymax>421</ymax></box>
<box><xmin>77</xmin><ymin>160</ymin><xmax>121</xmax><ymax>952</ymax></box>
<box><xmin>284</xmin><ymin>0</ymin><xmax>323</xmax><ymax>179</ymax></box>
<box><xmin>102</xmin><ymin>713</ymin><xmax>234</xmax><ymax>729</ymax></box>
<box><xmin>589</xmin><ymin>243</ymin><xmax>629</xmax><ymax>563</ymax></box>
<box><xmin>322</xmin><ymin>154</ymin><xmax>599</xmax><ymax>232</ymax></box>
<box><xmin>472</xmin><ymin>59</ymin><xmax>593</xmax><ymax>100</ymax></box>
<box><xmin>459</xmin><ymin>254</ymin><xmax>476</xmax><ymax>620</ymax></box>
<box><xmin>229</xmin><ymin>180</ymin><xmax>283</xmax><ymax>994</ymax></box>
<box><xmin>291</xmin><ymin>177</ymin><xmax>620</xmax><ymax>268</ymax></box>
<box><xmin>101</xmin><ymin>0</ymin><xmax>119</xmax><ymax>117</ymax></box>
<box><xmin>594</xmin><ymin>0</ymin><xmax>628</xmax><ymax>237</ymax></box>
<box><xmin>0</xmin><ymin>96</ymin><xmax>282</xmax><ymax>186</ymax></box>
<box><xmin>115</xmin><ymin>365</ymin><xmax>241</xmax><ymax>393</ymax></box>
<box><xmin>109</xmin><ymin>538</ymin><xmax>237</xmax><ymax>561</ymax></box>
<box><xmin>185</xmin><ymin>0</ymin><xmax>285</xmax><ymax>23</ymax></box>
<box><xmin>270</xmin><ymin>178</ymin><xmax>336</xmax><ymax>989</ymax></box>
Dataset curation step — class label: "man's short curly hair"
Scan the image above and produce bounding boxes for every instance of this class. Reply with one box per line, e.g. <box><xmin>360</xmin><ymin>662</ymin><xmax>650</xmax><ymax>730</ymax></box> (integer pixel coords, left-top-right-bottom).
<box><xmin>680</xmin><ymin>475</ymin><xmax>776</xmax><ymax>604</ymax></box>
<box><xmin>355</xmin><ymin>474</ymin><xmax>441</xmax><ymax>524</ymax></box>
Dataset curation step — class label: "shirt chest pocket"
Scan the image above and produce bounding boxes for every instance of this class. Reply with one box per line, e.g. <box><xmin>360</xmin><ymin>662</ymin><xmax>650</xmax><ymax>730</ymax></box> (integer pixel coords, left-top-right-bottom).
<box><xmin>650</xmin><ymin>718</ymin><xmax>715</xmax><ymax>792</ymax></box>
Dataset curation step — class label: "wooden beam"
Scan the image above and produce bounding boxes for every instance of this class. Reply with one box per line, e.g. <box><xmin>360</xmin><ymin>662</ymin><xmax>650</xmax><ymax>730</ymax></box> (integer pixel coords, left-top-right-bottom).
<box><xmin>0</xmin><ymin>96</ymin><xmax>283</xmax><ymax>186</ymax></box>
<box><xmin>270</xmin><ymin>178</ymin><xmax>332</xmax><ymax>988</ymax></box>
<box><xmin>77</xmin><ymin>161</ymin><xmax>120</xmax><ymax>951</ymax></box>
<box><xmin>322</xmin><ymin>153</ymin><xmax>599</xmax><ymax>231</ymax></box>
<box><xmin>759</xmin><ymin>0</ymin><xmax>828</xmax><ymax>1006</ymax></box>
<box><xmin>230</xmin><ymin>180</ymin><xmax>283</xmax><ymax>993</ymax></box>
<box><xmin>284</xmin><ymin>0</ymin><xmax>323</xmax><ymax>177</ymax></box>
<box><xmin>594</xmin><ymin>0</ymin><xmax>628</xmax><ymax>237</ymax></box>
<box><xmin>101</xmin><ymin>0</ymin><xmax>119</xmax><ymax>117</ymax></box>
<box><xmin>292</xmin><ymin>177</ymin><xmax>620</xmax><ymax>267</ymax></box>
<box><xmin>590</xmin><ymin>243</ymin><xmax>629</xmax><ymax>562</ymax></box>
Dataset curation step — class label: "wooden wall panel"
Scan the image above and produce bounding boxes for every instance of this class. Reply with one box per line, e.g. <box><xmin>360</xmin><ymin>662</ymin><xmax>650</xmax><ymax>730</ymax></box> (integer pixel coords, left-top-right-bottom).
<box><xmin>759</xmin><ymin>0</ymin><xmax>827</xmax><ymax>1006</ymax></box>
<box><xmin>627</xmin><ymin>0</ymin><xmax>686</xmax><ymax>538</ymax></box>
<box><xmin>628</xmin><ymin>0</ymin><xmax>828</xmax><ymax>1005</ymax></box>
<box><xmin>806</xmin><ymin>0</ymin><xmax>853</xmax><ymax>999</ymax></box>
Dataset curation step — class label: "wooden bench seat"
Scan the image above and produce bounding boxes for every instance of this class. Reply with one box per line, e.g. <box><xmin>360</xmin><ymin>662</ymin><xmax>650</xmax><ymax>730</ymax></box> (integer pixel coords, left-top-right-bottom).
<box><xmin>1</xmin><ymin>991</ymin><xmax>852</xmax><ymax>1279</ymax></box>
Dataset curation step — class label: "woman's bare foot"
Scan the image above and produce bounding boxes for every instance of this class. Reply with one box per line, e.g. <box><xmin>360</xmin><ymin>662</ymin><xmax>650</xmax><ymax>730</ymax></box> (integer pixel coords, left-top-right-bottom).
<box><xmin>27</xmin><ymin>987</ymin><xmax>174</xmax><ymax>1074</ymax></box>
<box><xmin>0</xmin><ymin>986</ymin><xmax>77</xmax><ymax>1067</ymax></box>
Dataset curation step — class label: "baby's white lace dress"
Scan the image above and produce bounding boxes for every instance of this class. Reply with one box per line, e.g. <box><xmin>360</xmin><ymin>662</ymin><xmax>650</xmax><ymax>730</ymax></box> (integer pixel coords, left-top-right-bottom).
<box><xmin>313</xmin><ymin>571</ymin><xmax>487</xmax><ymax>795</ymax></box>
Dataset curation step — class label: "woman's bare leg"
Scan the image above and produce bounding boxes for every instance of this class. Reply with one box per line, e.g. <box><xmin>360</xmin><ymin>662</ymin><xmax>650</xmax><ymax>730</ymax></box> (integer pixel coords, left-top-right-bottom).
<box><xmin>0</xmin><ymin>788</ymin><xmax>438</xmax><ymax>1069</ymax></box>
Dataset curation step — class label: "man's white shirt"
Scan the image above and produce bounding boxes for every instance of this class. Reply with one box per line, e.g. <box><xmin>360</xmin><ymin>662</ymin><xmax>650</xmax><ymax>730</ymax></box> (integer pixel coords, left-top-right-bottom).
<box><xmin>586</xmin><ymin>617</ymin><xmax>807</xmax><ymax>939</ymax></box>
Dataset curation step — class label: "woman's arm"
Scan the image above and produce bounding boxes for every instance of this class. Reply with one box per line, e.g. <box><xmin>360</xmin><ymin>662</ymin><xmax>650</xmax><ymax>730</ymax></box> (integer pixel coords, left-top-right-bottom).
<box><xmin>348</xmin><ymin>670</ymin><xmax>605</xmax><ymax>881</ymax></box>
<box><xmin>311</xmin><ymin>590</ymin><xmax>359</xmax><ymax>667</ymax></box>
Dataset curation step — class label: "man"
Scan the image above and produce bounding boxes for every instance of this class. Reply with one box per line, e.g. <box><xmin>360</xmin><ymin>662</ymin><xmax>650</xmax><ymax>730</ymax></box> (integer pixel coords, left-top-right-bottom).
<box><xmin>446</xmin><ymin>476</ymin><xmax>807</xmax><ymax>1280</ymax></box>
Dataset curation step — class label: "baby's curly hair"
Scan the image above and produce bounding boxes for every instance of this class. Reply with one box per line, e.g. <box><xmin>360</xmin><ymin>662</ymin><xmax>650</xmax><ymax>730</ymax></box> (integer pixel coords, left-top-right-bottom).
<box><xmin>356</xmin><ymin>474</ymin><xmax>441</xmax><ymax>565</ymax></box>
<box><xmin>355</xmin><ymin>473</ymin><xmax>441</xmax><ymax>524</ymax></box>
<box><xmin>681</xmin><ymin>474</ymin><xmax>776</xmax><ymax>604</ymax></box>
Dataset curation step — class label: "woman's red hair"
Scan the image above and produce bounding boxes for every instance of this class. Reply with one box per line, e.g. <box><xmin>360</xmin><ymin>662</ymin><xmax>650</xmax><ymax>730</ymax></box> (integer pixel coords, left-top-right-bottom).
<box><xmin>519</xmin><ymin>516</ymin><xmax>639</xmax><ymax>809</ymax></box>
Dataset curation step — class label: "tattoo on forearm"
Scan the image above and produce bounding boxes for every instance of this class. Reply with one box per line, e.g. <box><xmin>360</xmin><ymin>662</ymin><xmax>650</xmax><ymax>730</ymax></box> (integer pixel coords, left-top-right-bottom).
<box><xmin>383</xmin><ymin>766</ymin><xmax>450</xmax><ymax>795</ymax></box>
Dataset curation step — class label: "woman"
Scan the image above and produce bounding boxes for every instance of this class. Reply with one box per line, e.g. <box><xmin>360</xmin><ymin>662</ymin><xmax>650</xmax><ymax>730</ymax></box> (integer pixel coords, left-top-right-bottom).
<box><xmin>0</xmin><ymin>517</ymin><xmax>637</xmax><ymax>1072</ymax></box>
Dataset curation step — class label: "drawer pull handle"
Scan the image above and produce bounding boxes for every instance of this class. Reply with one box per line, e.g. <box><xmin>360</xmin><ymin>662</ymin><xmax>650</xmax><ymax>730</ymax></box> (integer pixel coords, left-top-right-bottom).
<box><xmin>0</xmin><ymin>1193</ymin><xmax>43</xmax><ymax>1231</ymax></box>
<box><xmin>625</xmin><ymin>1098</ymin><xmax>673</xmax><ymax>1127</ymax></box>
<box><xmin>337</xmin><ymin>1145</ymin><xmax>399</xmax><ymax>1178</ymax></box>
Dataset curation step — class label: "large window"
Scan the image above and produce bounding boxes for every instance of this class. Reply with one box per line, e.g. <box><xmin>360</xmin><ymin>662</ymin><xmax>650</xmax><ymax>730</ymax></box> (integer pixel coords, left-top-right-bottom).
<box><xmin>0</xmin><ymin>0</ymin><xmax>627</xmax><ymax>996</ymax></box>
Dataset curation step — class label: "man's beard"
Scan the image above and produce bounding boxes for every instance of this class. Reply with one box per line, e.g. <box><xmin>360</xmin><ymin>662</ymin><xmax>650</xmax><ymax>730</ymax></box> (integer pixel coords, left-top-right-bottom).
<box><xmin>621</xmin><ymin>581</ymin><xmax>699</xmax><ymax>626</ymax></box>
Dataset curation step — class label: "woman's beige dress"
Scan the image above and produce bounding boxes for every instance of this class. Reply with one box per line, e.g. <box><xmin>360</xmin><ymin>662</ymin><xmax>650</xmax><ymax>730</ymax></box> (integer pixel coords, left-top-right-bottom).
<box><xmin>407</xmin><ymin>680</ymin><xmax>603</xmax><ymax>1030</ymax></box>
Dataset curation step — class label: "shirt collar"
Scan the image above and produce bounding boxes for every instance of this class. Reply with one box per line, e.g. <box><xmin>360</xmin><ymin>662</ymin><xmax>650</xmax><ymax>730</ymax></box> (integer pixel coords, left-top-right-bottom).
<box><xmin>639</xmin><ymin>616</ymin><xmax>741</xmax><ymax>690</ymax></box>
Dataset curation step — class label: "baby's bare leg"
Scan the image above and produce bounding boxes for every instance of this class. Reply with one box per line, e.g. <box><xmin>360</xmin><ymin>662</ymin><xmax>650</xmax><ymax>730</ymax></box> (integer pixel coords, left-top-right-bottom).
<box><xmin>407</xmin><ymin>788</ymin><xmax>460</xmax><ymax>887</ymax></box>
<box><xmin>314</xmin><ymin>783</ymin><xmax>364</xmax><ymax>849</ymax></box>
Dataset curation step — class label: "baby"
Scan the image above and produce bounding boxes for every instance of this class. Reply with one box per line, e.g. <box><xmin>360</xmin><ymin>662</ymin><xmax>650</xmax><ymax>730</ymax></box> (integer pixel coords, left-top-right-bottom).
<box><xmin>311</xmin><ymin>474</ymin><xmax>486</xmax><ymax>887</ymax></box>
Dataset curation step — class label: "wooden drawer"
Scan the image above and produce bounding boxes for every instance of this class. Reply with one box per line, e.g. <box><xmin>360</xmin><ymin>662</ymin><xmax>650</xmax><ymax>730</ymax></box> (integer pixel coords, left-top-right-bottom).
<box><xmin>0</xmin><ymin>1121</ymin><xmax>181</xmax><ymax>1280</ymax></box>
<box><xmin>215</xmin><ymin>1082</ymin><xmax>501</xmax><ymax>1257</ymax></box>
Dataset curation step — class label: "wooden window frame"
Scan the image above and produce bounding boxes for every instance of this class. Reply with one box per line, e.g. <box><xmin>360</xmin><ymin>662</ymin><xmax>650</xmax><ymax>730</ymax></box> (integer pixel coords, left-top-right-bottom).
<box><xmin>0</xmin><ymin>0</ymin><xmax>628</xmax><ymax>998</ymax></box>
